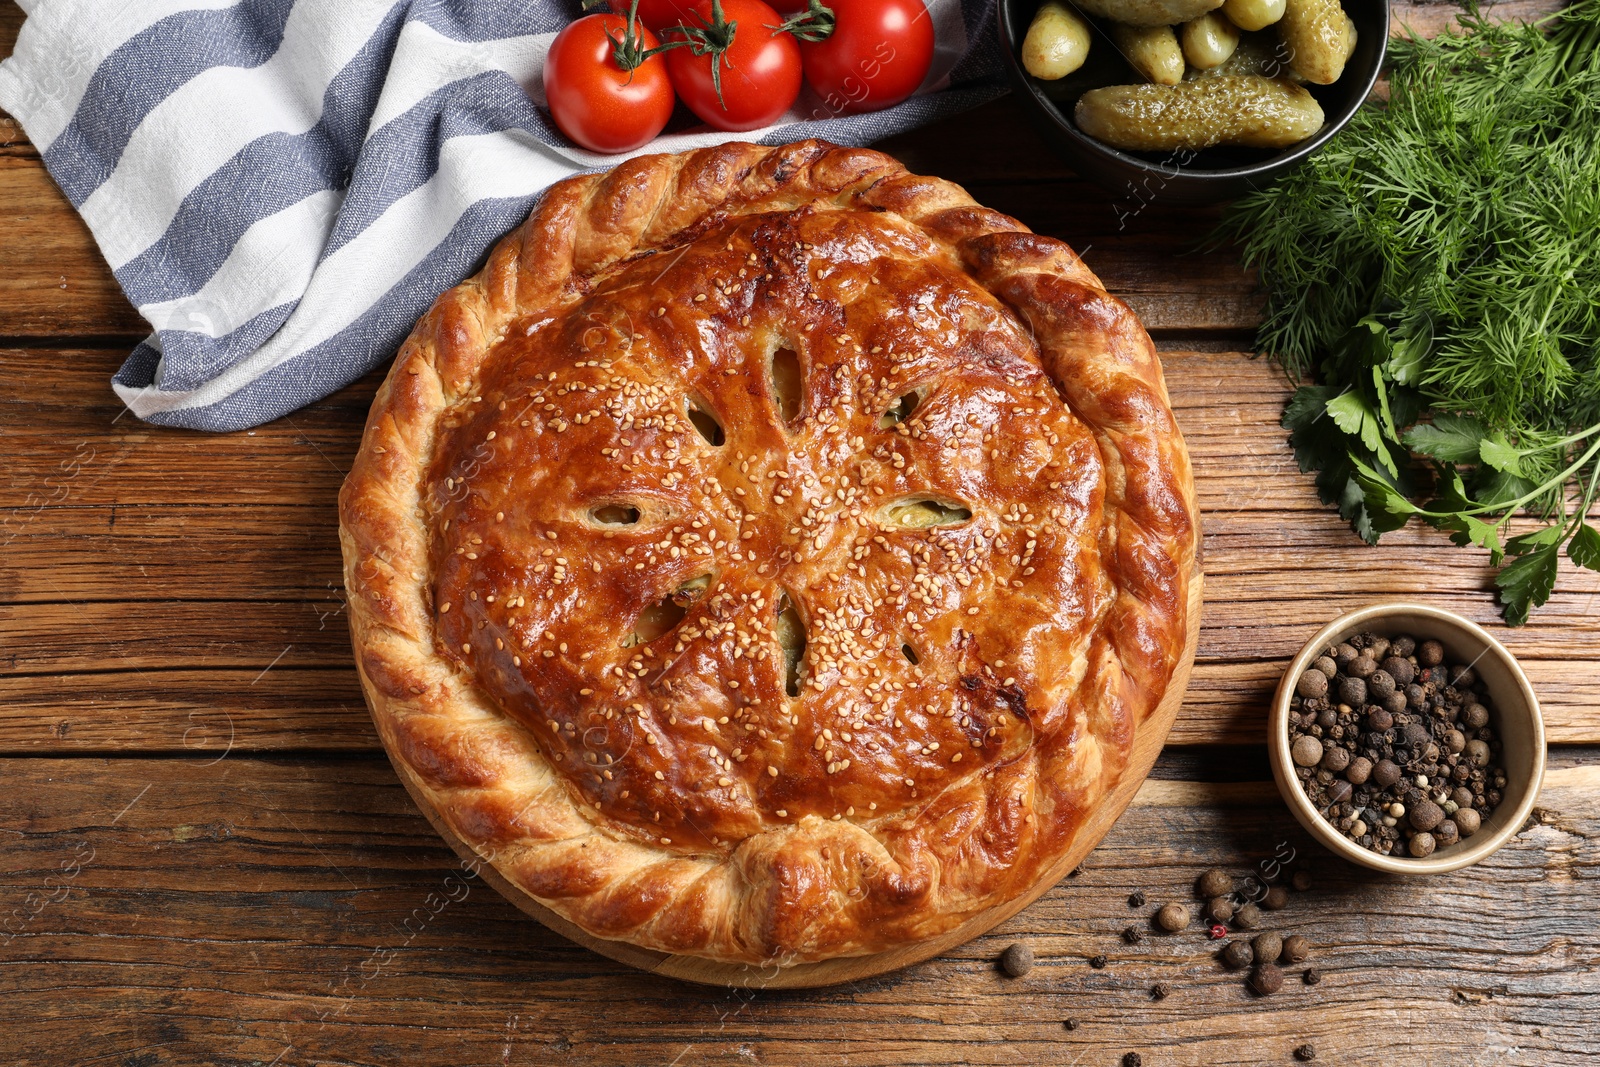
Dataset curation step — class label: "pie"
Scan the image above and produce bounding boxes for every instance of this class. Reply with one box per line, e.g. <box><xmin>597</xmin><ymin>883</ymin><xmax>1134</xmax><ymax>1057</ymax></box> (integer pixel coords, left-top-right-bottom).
<box><xmin>339</xmin><ymin>140</ymin><xmax>1199</xmax><ymax>966</ymax></box>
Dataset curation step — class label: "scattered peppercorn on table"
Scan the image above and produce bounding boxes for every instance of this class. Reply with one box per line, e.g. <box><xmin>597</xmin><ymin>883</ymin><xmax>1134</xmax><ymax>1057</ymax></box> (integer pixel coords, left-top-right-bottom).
<box><xmin>2</xmin><ymin>2</ymin><xmax>1597</xmax><ymax>1064</ymax></box>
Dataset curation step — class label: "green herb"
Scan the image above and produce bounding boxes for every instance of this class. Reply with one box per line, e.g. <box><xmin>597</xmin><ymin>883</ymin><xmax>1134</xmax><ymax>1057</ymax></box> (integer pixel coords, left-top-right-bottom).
<box><xmin>1216</xmin><ymin>0</ymin><xmax>1600</xmax><ymax>624</ymax></box>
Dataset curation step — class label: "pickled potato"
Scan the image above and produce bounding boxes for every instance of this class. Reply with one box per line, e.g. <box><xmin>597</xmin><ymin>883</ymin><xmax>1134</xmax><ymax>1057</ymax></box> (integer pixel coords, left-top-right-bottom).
<box><xmin>1075</xmin><ymin>75</ymin><xmax>1325</xmax><ymax>150</ymax></box>
<box><xmin>1074</xmin><ymin>0</ymin><xmax>1224</xmax><ymax>29</ymax></box>
<box><xmin>1221</xmin><ymin>0</ymin><xmax>1286</xmax><ymax>31</ymax></box>
<box><xmin>1279</xmin><ymin>0</ymin><xmax>1356</xmax><ymax>84</ymax></box>
<box><xmin>1023</xmin><ymin>1</ymin><xmax>1093</xmax><ymax>80</ymax></box>
<box><xmin>1181</xmin><ymin>11</ymin><xmax>1240</xmax><ymax>69</ymax></box>
<box><xmin>1112</xmin><ymin>23</ymin><xmax>1185</xmax><ymax>85</ymax></box>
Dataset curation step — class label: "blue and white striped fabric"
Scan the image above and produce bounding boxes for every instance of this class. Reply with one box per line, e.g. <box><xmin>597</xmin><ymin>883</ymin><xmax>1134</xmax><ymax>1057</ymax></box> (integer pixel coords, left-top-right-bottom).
<box><xmin>0</xmin><ymin>0</ymin><xmax>1005</xmax><ymax>431</ymax></box>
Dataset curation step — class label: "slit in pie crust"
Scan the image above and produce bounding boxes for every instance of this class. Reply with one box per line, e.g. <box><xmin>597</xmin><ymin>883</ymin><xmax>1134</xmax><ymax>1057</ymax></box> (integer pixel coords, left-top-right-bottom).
<box><xmin>339</xmin><ymin>140</ymin><xmax>1199</xmax><ymax>965</ymax></box>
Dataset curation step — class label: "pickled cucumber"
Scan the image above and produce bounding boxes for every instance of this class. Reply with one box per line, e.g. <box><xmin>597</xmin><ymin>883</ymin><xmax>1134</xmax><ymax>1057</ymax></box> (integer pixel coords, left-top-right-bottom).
<box><xmin>1279</xmin><ymin>0</ymin><xmax>1355</xmax><ymax>84</ymax></box>
<box><xmin>1112</xmin><ymin>23</ymin><xmax>1185</xmax><ymax>85</ymax></box>
<box><xmin>1221</xmin><ymin>0</ymin><xmax>1285</xmax><ymax>31</ymax></box>
<box><xmin>1075</xmin><ymin>75</ymin><xmax>1325</xmax><ymax>151</ymax></box>
<box><xmin>1073</xmin><ymin>0</ymin><xmax>1224</xmax><ymax>29</ymax></box>
<box><xmin>1181</xmin><ymin>11</ymin><xmax>1240</xmax><ymax>69</ymax></box>
<box><xmin>1184</xmin><ymin>31</ymin><xmax>1296</xmax><ymax>80</ymax></box>
<box><xmin>1023</xmin><ymin>1</ymin><xmax>1093</xmax><ymax>80</ymax></box>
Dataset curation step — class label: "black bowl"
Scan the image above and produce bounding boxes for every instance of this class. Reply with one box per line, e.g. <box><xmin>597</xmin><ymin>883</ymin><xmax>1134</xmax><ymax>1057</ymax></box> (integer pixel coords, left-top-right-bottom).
<box><xmin>997</xmin><ymin>0</ymin><xmax>1388</xmax><ymax>203</ymax></box>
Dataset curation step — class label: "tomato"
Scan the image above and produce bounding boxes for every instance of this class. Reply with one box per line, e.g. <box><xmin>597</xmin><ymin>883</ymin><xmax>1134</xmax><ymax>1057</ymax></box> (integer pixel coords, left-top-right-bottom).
<box><xmin>544</xmin><ymin>13</ymin><xmax>675</xmax><ymax>153</ymax></box>
<box><xmin>665</xmin><ymin>0</ymin><xmax>803</xmax><ymax>132</ymax></box>
<box><xmin>793</xmin><ymin>0</ymin><xmax>935</xmax><ymax>115</ymax></box>
<box><xmin>611</xmin><ymin>0</ymin><xmax>699</xmax><ymax>34</ymax></box>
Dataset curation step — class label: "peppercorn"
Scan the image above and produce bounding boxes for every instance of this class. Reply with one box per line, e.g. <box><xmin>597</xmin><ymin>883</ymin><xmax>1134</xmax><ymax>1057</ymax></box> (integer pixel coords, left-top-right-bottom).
<box><xmin>1348</xmin><ymin>655</ymin><xmax>1378</xmax><ymax>679</ymax></box>
<box><xmin>1409</xmin><ymin>799</ymin><xmax>1444</xmax><ymax>832</ymax></box>
<box><xmin>1291</xmin><ymin>736</ymin><xmax>1324</xmax><ymax>768</ymax></box>
<box><xmin>1435</xmin><ymin>819</ymin><xmax>1460</xmax><ymax>846</ymax></box>
<box><xmin>1151</xmin><ymin>982</ymin><xmax>1170</xmax><ymax>1001</ymax></box>
<box><xmin>1419</xmin><ymin>639</ymin><xmax>1444</xmax><ymax>666</ymax></box>
<box><xmin>1196</xmin><ymin>868</ymin><xmax>1233</xmax><ymax>899</ymax></box>
<box><xmin>1345</xmin><ymin>756</ymin><xmax>1372</xmax><ymax>785</ymax></box>
<box><xmin>1262</xmin><ymin>886</ymin><xmax>1289</xmax><ymax>910</ymax></box>
<box><xmin>1221</xmin><ymin>939</ymin><xmax>1254</xmax><ymax>969</ymax></box>
<box><xmin>1209</xmin><ymin>896</ymin><xmax>1235</xmax><ymax>923</ymax></box>
<box><xmin>1250</xmin><ymin>963</ymin><xmax>1284</xmax><ymax>995</ymax></box>
<box><xmin>1366</xmin><ymin>707</ymin><xmax>1393</xmax><ymax>732</ymax></box>
<box><xmin>1313</xmin><ymin>655</ymin><xmax>1338</xmax><ymax>677</ymax></box>
<box><xmin>1336</xmin><ymin>675</ymin><xmax>1368</xmax><ymax>706</ymax></box>
<box><xmin>1297</xmin><ymin>669</ymin><xmax>1330</xmax><ymax>698</ymax></box>
<box><xmin>1409</xmin><ymin>832</ymin><xmax>1437</xmax><ymax>858</ymax></box>
<box><xmin>1156</xmin><ymin>903</ymin><xmax>1190</xmax><ymax>932</ymax></box>
<box><xmin>1303</xmin><ymin>967</ymin><xmax>1322</xmax><ymax>985</ymax></box>
<box><xmin>1063</xmin><ymin>1019</ymin><xmax>1080</xmax><ymax>1031</ymax></box>
<box><xmin>1291</xmin><ymin>869</ymin><xmax>1312</xmax><ymax>892</ymax></box>
<box><xmin>1368</xmin><ymin>670</ymin><xmax>1396</xmax><ymax>700</ymax></box>
<box><xmin>1320</xmin><ymin>745</ymin><xmax>1351</xmax><ymax>773</ymax></box>
<box><xmin>1128</xmin><ymin>890</ymin><xmax>1146</xmax><ymax>907</ymax></box>
<box><xmin>1372</xmin><ymin>759</ymin><xmax>1402</xmax><ymax>788</ymax></box>
<box><xmin>1280</xmin><ymin>934</ymin><xmax>1311</xmax><ymax>963</ymax></box>
<box><xmin>1123</xmin><ymin>925</ymin><xmax>1145</xmax><ymax>945</ymax></box>
<box><xmin>1090</xmin><ymin>954</ymin><xmax>1108</xmax><ymax>969</ymax></box>
<box><xmin>1454</xmin><ymin>808</ymin><xmax>1482</xmax><ymax>836</ymax></box>
<box><xmin>1122</xmin><ymin>1054</ymin><xmax>1142</xmax><ymax>1067</ymax></box>
<box><xmin>1234</xmin><ymin>902</ymin><xmax>1262</xmax><ymax>930</ymax></box>
<box><xmin>1382</xmin><ymin>655</ymin><xmax>1415</xmax><ymax>686</ymax></box>
<box><xmin>1325</xmin><ymin>779</ymin><xmax>1353</xmax><ymax>805</ymax></box>
<box><xmin>1294</xmin><ymin>1043</ymin><xmax>1318</xmax><ymax>1061</ymax></box>
<box><xmin>1252</xmin><ymin>931</ymin><xmax>1284</xmax><ymax>963</ymax></box>
<box><xmin>999</xmin><ymin>942</ymin><xmax>1033</xmax><ymax>977</ymax></box>
<box><xmin>1390</xmin><ymin>635</ymin><xmax>1416</xmax><ymax>658</ymax></box>
<box><xmin>1334</xmin><ymin>642</ymin><xmax>1359</xmax><ymax>667</ymax></box>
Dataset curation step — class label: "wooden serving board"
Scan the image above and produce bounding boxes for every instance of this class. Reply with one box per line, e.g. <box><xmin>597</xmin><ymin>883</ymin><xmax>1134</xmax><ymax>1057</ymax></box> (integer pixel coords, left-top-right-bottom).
<box><xmin>383</xmin><ymin>575</ymin><xmax>1205</xmax><ymax>989</ymax></box>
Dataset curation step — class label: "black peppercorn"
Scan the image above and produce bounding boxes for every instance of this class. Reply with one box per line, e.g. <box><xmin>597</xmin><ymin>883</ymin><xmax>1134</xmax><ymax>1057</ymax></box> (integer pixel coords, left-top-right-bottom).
<box><xmin>1123</xmin><ymin>1054</ymin><xmax>1142</xmax><ymax>1067</ymax></box>
<box><xmin>1294</xmin><ymin>1043</ymin><xmax>1318</xmax><ymax>1061</ymax></box>
<box><xmin>1089</xmin><ymin>954</ymin><xmax>1108</xmax><ymax>969</ymax></box>
<box><xmin>1303</xmin><ymin>967</ymin><xmax>1323</xmax><ymax>985</ymax></box>
<box><xmin>1128</xmin><ymin>890</ymin><xmax>1146</xmax><ymax>907</ymax></box>
<box><xmin>1064</xmin><ymin>1019</ymin><xmax>1080</xmax><ymax>1031</ymax></box>
<box><xmin>1151</xmin><ymin>982</ymin><xmax>1170</xmax><ymax>1001</ymax></box>
<box><xmin>1123</xmin><ymin>925</ymin><xmax>1145</xmax><ymax>945</ymax></box>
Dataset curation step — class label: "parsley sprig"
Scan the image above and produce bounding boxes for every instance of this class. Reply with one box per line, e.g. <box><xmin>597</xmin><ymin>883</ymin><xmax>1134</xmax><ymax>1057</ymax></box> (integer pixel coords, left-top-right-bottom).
<box><xmin>1217</xmin><ymin>0</ymin><xmax>1600</xmax><ymax>624</ymax></box>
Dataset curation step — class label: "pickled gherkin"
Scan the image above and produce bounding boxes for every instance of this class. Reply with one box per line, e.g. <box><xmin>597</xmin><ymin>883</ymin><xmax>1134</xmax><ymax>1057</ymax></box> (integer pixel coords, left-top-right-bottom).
<box><xmin>1075</xmin><ymin>75</ymin><xmax>1324</xmax><ymax>150</ymax></box>
<box><xmin>1072</xmin><ymin>0</ymin><xmax>1224</xmax><ymax>28</ymax></box>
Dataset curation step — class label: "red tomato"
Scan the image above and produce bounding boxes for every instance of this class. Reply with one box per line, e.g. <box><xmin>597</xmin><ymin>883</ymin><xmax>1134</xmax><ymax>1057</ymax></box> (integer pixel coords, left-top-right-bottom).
<box><xmin>611</xmin><ymin>0</ymin><xmax>699</xmax><ymax>34</ymax></box>
<box><xmin>544</xmin><ymin>13</ymin><xmax>675</xmax><ymax>153</ymax></box>
<box><xmin>666</xmin><ymin>0</ymin><xmax>803</xmax><ymax>132</ymax></box>
<box><xmin>797</xmin><ymin>0</ymin><xmax>934</xmax><ymax>115</ymax></box>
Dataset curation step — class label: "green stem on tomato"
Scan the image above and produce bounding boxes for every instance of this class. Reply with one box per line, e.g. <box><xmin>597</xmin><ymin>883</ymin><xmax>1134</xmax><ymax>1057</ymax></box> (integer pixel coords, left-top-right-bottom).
<box><xmin>775</xmin><ymin>0</ymin><xmax>836</xmax><ymax>42</ymax></box>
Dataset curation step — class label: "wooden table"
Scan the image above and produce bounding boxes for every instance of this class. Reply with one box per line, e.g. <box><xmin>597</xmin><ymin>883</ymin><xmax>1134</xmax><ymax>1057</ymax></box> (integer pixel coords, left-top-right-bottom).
<box><xmin>3</xmin><ymin>3</ymin><xmax>1596</xmax><ymax>1063</ymax></box>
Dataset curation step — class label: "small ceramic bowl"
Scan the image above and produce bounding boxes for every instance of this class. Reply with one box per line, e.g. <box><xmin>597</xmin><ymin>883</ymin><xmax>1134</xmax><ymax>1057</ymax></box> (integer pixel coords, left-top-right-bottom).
<box><xmin>996</xmin><ymin>0</ymin><xmax>1389</xmax><ymax>203</ymax></box>
<box><xmin>1268</xmin><ymin>603</ymin><xmax>1545</xmax><ymax>874</ymax></box>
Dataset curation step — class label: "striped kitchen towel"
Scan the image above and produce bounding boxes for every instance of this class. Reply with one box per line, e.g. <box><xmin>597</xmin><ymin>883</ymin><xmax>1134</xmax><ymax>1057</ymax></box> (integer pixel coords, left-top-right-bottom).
<box><xmin>0</xmin><ymin>0</ymin><xmax>1005</xmax><ymax>431</ymax></box>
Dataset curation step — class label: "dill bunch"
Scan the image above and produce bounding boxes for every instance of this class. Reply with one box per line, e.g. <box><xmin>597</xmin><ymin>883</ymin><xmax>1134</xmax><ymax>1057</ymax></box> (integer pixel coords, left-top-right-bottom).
<box><xmin>1217</xmin><ymin>0</ymin><xmax>1600</xmax><ymax>623</ymax></box>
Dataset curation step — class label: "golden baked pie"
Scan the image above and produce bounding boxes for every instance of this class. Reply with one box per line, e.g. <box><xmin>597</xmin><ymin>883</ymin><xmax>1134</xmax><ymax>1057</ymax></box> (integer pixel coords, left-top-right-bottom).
<box><xmin>340</xmin><ymin>140</ymin><xmax>1198</xmax><ymax>966</ymax></box>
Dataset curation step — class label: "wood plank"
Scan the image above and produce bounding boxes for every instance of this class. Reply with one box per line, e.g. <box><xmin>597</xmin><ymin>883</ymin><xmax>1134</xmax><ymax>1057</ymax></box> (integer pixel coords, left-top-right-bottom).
<box><xmin>1</xmin><ymin>347</ymin><xmax>1595</xmax><ymax>752</ymax></box>
<box><xmin>0</xmin><ymin>753</ymin><xmax>1593</xmax><ymax>1065</ymax></box>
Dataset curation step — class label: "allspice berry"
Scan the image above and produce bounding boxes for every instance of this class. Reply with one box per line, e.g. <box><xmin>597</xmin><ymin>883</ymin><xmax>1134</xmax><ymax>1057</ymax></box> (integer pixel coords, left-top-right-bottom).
<box><xmin>1296</xmin><ymin>669</ymin><xmax>1329</xmax><ymax>698</ymax></box>
<box><xmin>1420</xmin><ymin>639</ymin><xmax>1444</xmax><ymax>666</ymax></box>
<box><xmin>1336</xmin><ymin>675</ymin><xmax>1368</xmax><ymax>706</ymax></box>
<box><xmin>1435</xmin><ymin>819</ymin><xmax>1461</xmax><ymax>846</ymax></box>
<box><xmin>1252</xmin><ymin>931</ymin><xmax>1284</xmax><ymax>963</ymax></box>
<box><xmin>1156</xmin><ymin>903</ymin><xmax>1190</xmax><ymax>932</ymax></box>
<box><xmin>999</xmin><ymin>942</ymin><xmax>1034</xmax><ymax>977</ymax></box>
<box><xmin>1209</xmin><ymin>896</ymin><xmax>1235</xmax><ymax>923</ymax></box>
<box><xmin>1262</xmin><ymin>886</ymin><xmax>1289</xmax><ymax>910</ymax></box>
<box><xmin>1291</xmin><ymin>735</ymin><xmax>1324</xmax><ymax>768</ymax></box>
<box><xmin>1196</xmin><ymin>868</ymin><xmax>1233</xmax><ymax>899</ymax></box>
<box><xmin>1234</xmin><ymin>902</ymin><xmax>1262</xmax><ymax>930</ymax></box>
<box><xmin>1281</xmin><ymin>934</ymin><xmax>1311</xmax><ymax>963</ymax></box>
<box><xmin>1320</xmin><ymin>745</ymin><xmax>1351</xmax><ymax>773</ymax></box>
<box><xmin>1372</xmin><ymin>759</ymin><xmax>1402</xmax><ymax>788</ymax></box>
<box><xmin>1249</xmin><ymin>962</ymin><xmax>1285</xmax><ymax>995</ymax></box>
<box><xmin>1291</xmin><ymin>869</ymin><xmax>1313</xmax><ymax>892</ymax></box>
<box><xmin>1345</xmin><ymin>756</ymin><xmax>1373</xmax><ymax>785</ymax></box>
<box><xmin>1455</xmin><ymin>808</ymin><xmax>1482</xmax><ymax>836</ymax></box>
<box><xmin>1221</xmin><ymin>940</ymin><xmax>1254</xmax><ymax>969</ymax></box>
<box><xmin>1409</xmin><ymin>799</ymin><xmax>1445</xmax><ymax>832</ymax></box>
<box><xmin>1409</xmin><ymin>832</ymin><xmax>1437</xmax><ymax>858</ymax></box>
